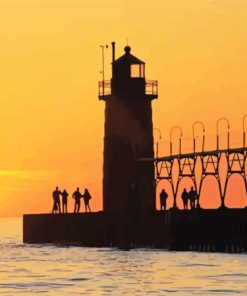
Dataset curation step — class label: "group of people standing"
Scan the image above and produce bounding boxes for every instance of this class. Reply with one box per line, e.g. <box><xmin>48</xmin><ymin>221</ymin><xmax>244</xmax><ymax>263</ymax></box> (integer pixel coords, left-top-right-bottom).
<box><xmin>181</xmin><ymin>187</ymin><xmax>198</xmax><ymax>210</ymax></box>
<box><xmin>159</xmin><ymin>186</ymin><xmax>198</xmax><ymax>210</ymax></box>
<box><xmin>52</xmin><ymin>187</ymin><xmax>92</xmax><ymax>214</ymax></box>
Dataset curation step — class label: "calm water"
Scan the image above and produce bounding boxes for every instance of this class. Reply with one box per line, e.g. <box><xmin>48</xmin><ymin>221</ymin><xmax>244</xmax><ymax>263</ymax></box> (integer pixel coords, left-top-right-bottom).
<box><xmin>0</xmin><ymin>218</ymin><xmax>247</xmax><ymax>295</ymax></box>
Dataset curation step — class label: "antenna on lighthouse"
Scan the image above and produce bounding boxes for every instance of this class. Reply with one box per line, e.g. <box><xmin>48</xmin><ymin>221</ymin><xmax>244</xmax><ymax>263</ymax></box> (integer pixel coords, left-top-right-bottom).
<box><xmin>111</xmin><ymin>42</ymin><xmax>115</xmax><ymax>63</ymax></box>
<box><xmin>100</xmin><ymin>44</ymin><xmax>108</xmax><ymax>96</ymax></box>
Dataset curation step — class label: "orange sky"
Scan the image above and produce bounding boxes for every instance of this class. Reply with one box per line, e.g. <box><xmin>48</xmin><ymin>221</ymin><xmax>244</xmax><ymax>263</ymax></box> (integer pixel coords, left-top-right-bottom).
<box><xmin>0</xmin><ymin>0</ymin><xmax>247</xmax><ymax>216</ymax></box>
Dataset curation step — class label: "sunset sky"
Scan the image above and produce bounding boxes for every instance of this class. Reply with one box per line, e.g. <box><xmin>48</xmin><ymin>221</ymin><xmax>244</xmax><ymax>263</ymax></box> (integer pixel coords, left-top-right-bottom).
<box><xmin>0</xmin><ymin>0</ymin><xmax>247</xmax><ymax>216</ymax></box>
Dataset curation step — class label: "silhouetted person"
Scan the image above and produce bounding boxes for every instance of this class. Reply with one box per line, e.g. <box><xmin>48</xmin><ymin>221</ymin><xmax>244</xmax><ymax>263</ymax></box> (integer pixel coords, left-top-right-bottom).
<box><xmin>81</xmin><ymin>188</ymin><xmax>92</xmax><ymax>213</ymax></box>
<box><xmin>61</xmin><ymin>189</ymin><xmax>68</xmax><ymax>213</ymax></box>
<box><xmin>160</xmin><ymin>189</ymin><xmax>168</xmax><ymax>211</ymax></box>
<box><xmin>52</xmin><ymin>186</ymin><xmax>61</xmax><ymax>214</ymax></box>
<box><xmin>72</xmin><ymin>187</ymin><xmax>82</xmax><ymax>213</ymax></box>
<box><xmin>181</xmin><ymin>188</ymin><xmax>189</xmax><ymax>210</ymax></box>
<box><xmin>189</xmin><ymin>186</ymin><xmax>197</xmax><ymax>209</ymax></box>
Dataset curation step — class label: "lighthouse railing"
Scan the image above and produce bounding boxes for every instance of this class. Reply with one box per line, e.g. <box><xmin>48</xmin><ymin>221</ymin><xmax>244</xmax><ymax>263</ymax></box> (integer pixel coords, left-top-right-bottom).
<box><xmin>99</xmin><ymin>79</ymin><xmax>158</xmax><ymax>97</ymax></box>
<box><xmin>99</xmin><ymin>80</ymin><xmax>111</xmax><ymax>96</ymax></box>
<box><xmin>146</xmin><ymin>80</ymin><xmax>158</xmax><ymax>96</ymax></box>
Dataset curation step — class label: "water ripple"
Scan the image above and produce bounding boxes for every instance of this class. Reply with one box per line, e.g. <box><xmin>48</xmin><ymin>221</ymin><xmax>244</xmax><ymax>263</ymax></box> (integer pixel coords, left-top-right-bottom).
<box><xmin>69</xmin><ymin>278</ymin><xmax>90</xmax><ymax>281</ymax></box>
<box><xmin>1</xmin><ymin>218</ymin><xmax>247</xmax><ymax>296</ymax></box>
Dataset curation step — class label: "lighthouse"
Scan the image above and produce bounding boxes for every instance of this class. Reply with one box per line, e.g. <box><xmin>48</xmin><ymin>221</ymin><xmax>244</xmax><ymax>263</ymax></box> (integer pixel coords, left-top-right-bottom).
<box><xmin>99</xmin><ymin>43</ymin><xmax>158</xmax><ymax>214</ymax></box>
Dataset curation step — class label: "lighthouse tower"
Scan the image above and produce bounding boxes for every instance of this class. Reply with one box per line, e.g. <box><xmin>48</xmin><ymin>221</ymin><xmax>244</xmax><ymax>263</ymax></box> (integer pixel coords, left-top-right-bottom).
<box><xmin>99</xmin><ymin>43</ymin><xmax>158</xmax><ymax>214</ymax></box>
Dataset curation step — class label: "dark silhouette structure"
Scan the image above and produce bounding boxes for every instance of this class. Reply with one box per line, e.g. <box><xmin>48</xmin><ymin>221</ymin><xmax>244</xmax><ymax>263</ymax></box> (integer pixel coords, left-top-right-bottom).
<box><xmin>23</xmin><ymin>44</ymin><xmax>247</xmax><ymax>253</ymax></box>
<box><xmin>181</xmin><ymin>188</ymin><xmax>188</xmax><ymax>210</ymax></box>
<box><xmin>62</xmin><ymin>189</ymin><xmax>68</xmax><ymax>213</ymax></box>
<box><xmin>160</xmin><ymin>189</ymin><xmax>168</xmax><ymax>211</ymax></box>
<box><xmin>188</xmin><ymin>186</ymin><xmax>197</xmax><ymax>209</ymax></box>
<box><xmin>72</xmin><ymin>187</ymin><xmax>82</xmax><ymax>213</ymax></box>
<box><xmin>155</xmin><ymin>145</ymin><xmax>247</xmax><ymax>209</ymax></box>
<box><xmin>99</xmin><ymin>43</ymin><xmax>158</xmax><ymax>214</ymax></box>
<box><xmin>82</xmin><ymin>188</ymin><xmax>92</xmax><ymax>213</ymax></box>
<box><xmin>52</xmin><ymin>186</ymin><xmax>61</xmax><ymax>214</ymax></box>
<box><xmin>23</xmin><ymin>208</ymin><xmax>247</xmax><ymax>253</ymax></box>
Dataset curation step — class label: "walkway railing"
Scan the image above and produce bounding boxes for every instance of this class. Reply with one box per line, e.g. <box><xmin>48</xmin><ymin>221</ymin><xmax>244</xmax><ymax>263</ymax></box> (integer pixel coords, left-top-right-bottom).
<box><xmin>151</xmin><ymin>115</ymin><xmax>247</xmax><ymax>209</ymax></box>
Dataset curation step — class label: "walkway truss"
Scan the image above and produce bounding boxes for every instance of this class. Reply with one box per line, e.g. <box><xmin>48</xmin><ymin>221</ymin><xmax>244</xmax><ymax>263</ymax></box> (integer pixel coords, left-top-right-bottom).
<box><xmin>155</xmin><ymin>147</ymin><xmax>247</xmax><ymax>208</ymax></box>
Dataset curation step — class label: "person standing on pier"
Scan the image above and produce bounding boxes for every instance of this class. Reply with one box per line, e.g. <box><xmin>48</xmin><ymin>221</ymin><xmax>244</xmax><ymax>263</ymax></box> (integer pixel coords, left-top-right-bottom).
<box><xmin>72</xmin><ymin>187</ymin><xmax>82</xmax><ymax>213</ymax></box>
<box><xmin>189</xmin><ymin>186</ymin><xmax>197</xmax><ymax>209</ymax></box>
<box><xmin>52</xmin><ymin>186</ymin><xmax>61</xmax><ymax>214</ymax></box>
<box><xmin>61</xmin><ymin>189</ymin><xmax>68</xmax><ymax>213</ymax></box>
<box><xmin>160</xmin><ymin>189</ymin><xmax>168</xmax><ymax>211</ymax></box>
<box><xmin>181</xmin><ymin>188</ymin><xmax>188</xmax><ymax>210</ymax></box>
<box><xmin>81</xmin><ymin>188</ymin><xmax>92</xmax><ymax>213</ymax></box>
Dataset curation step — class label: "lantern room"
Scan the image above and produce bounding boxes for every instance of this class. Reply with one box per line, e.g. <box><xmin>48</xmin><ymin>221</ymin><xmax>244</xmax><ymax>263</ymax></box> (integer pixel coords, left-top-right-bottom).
<box><xmin>98</xmin><ymin>42</ymin><xmax>158</xmax><ymax>101</ymax></box>
<box><xmin>112</xmin><ymin>46</ymin><xmax>145</xmax><ymax>80</ymax></box>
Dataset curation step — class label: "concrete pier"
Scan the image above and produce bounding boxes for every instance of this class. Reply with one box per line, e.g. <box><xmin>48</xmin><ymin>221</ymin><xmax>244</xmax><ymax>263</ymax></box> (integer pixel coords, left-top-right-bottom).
<box><xmin>23</xmin><ymin>208</ymin><xmax>247</xmax><ymax>252</ymax></box>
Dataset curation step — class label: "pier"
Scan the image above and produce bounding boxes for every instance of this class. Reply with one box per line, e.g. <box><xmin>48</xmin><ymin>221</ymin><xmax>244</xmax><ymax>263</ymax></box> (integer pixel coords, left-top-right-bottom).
<box><xmin>23</xmin><ymin>208</ymin><xmax>247</xmax><ymax>253</ymax></box>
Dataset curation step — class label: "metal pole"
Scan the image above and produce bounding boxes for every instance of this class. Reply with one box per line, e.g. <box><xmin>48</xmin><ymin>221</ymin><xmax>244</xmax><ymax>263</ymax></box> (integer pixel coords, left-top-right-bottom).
<box><xmin>216</xmin><ymin>119</ymin><xmax>220</xmax><ymax>151</ymax></box>
<box><xmin>100</xmin><ymin>44</ymin><xmax>108</xmax><ymax>96</ymax></box>
<box><xmin>170</xmin><ymin>125</ymin><xmax>183</xmax><ymax>156</ymax></box>
<box><xmin>102</xmin><ymin>46</ymin><xmax>105</xmax><ymax>96</ymax></box>
<box><xmin>153</xmin><ymin>128</ymin><xmax>162</xmax><ymax>158</ymax></box>
<box><xmin>243</xmin><ymin>114</ymin><xmax>247</xmax><ymax>148</ymax></box>
<box><xmin>202</xmin><ymin>134</ymin><xmax>205</xmax><ymax>152</ymax></box>
<box><xmin>216</xmin><ymin>117</ymin><xmax>230</xmax><ymax>151</ymax></box>
<box><xmin>192</xmin><ymin>121</ymin><xmax>205</xmax><ymax>153</ymax></box>
<box><xmin>227</xmin><ymin>129</ymin><xmax>230</xmax><ymax>150</ymax></box>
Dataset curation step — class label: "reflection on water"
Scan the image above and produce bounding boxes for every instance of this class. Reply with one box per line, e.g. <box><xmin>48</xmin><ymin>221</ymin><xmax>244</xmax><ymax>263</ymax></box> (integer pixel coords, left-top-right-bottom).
<box><xmin>0</xmin><ymin>218</ymin><xmax>247</xmax><ymax>295</ymax></box>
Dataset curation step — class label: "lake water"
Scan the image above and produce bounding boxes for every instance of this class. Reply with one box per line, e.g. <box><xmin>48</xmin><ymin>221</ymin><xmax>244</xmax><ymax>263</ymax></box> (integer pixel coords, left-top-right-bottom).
<box><xmin>0</xmin><ymin>218</ymin><xmax>247</xmax><ymax>295</ymax></box>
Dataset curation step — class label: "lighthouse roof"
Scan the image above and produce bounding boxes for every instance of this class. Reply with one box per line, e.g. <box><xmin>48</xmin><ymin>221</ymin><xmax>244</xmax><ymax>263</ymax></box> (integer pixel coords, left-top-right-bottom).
<box><xmin>114</xmin><ymin>46</ymin><xmax>145</xmax><ymax>65</ymax></box>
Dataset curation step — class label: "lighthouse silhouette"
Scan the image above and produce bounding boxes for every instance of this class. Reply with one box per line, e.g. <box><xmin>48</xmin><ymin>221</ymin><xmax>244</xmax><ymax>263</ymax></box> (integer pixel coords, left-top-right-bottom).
<box><xmin>99</xmin><ymin>43</ymin><xmax>158</xmax><ymax>215</ymax></box>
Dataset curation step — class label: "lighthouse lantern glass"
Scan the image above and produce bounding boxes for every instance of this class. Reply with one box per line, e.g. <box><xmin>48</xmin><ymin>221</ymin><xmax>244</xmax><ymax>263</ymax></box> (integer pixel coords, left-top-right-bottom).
<box><xmin>131</xmin><ymin>64</ymin><xmax>145</xmax><ymax>78</ymax></box>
